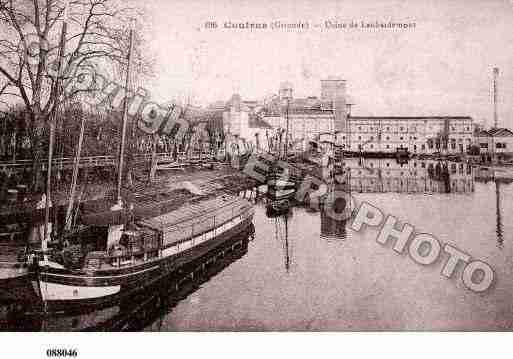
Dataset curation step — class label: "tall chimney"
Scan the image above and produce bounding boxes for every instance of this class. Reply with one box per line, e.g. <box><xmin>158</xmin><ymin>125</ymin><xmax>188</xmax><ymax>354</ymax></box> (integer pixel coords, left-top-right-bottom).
<box><xmin>493</xmin><ymin>67</ymin><xmax>499</xmax><ymax>129</ymax></box>
<box><xmin>321</xmin><ymin>77</ymin><xmax>347</xmax><ymax>132</ymax></box>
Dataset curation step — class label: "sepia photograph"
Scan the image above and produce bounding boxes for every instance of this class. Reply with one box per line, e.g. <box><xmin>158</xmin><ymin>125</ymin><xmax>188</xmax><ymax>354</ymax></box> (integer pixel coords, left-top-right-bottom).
<box><xmin>0</xmin><ymin>0</ymin><xmax>512</xmax><ymax>350</ymax></box>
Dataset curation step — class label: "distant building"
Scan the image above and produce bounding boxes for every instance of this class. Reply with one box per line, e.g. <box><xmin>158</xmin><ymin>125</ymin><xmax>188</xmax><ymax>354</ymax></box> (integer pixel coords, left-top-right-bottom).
<box><xmin>475</xmin><ymin>128</ymin><xmax>513</xmax><ymax>157</ymax></box>
<box><xmin>222</xmin><ymin>79</ymin><xmax>474</xmax><ymax>155</ymax></box>
<box><xmin>222</xmin><ymin>94</ymin><xmax>248</xmax><ymax>138</ymax></box>
<box><xmin>342</xmin><ymin>116</ymin><xmax>474</xmax><ymax>155</ymax></box>
<box><xmin>260</xmin><ymin>78</ymin><xmax>352</xmax><ymax>151</ymax></box>
<box><xmin>221</xmin><ymin>94</ymin><xmax>272</xmax><ymax>151</ymax></box>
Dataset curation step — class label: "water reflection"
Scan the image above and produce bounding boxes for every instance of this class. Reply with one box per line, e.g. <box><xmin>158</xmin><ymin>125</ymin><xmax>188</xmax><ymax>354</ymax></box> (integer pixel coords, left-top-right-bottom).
<box><xmin>347</xmin><ymin>158</ymin><xmax>474</xmax><ymax>193</ymax></box>
<box><xmin>265</xmin><ymin>209</ymin><xmax>293</xmax><ymax>273</ymax></box>
<box><xmin>496</xmin><ymin>182</ymin><xmax>504</xmax><ymax>248</ymax></box>
<box><xmin>1</xmin><ymin>158</ymin><xmax>512</xmax><ymax>330</ymax></box>
<box><xmin>320</xmin><ymin>209</ymin><xmax>347</xmax><ymax>241</ymax></box>
<box><xmin>0</xmin><ymin>226</ymin><xmax>253</xmax><ymax>331</ymax></box>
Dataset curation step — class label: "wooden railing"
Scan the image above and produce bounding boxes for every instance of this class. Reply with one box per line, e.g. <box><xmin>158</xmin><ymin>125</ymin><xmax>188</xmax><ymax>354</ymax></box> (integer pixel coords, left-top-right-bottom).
<box><xmin>0</xmin><ymin>152</ymin><xmax>215</xmax><ymax>172</ymax></box>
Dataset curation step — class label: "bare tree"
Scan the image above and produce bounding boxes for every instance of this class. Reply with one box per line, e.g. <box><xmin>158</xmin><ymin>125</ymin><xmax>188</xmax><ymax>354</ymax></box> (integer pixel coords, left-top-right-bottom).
<box><xmin>0</xmin><ymin>0</ymin><xmax>153</xmax><ymax>188</ymax></box>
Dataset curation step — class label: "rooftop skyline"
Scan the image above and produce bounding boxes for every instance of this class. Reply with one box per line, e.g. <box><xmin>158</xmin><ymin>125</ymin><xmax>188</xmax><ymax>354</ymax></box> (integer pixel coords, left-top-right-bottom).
<box><xmin>143</xmin><ymin>0</ymin><xmax>513</xmax><ymax>129</ymax></box>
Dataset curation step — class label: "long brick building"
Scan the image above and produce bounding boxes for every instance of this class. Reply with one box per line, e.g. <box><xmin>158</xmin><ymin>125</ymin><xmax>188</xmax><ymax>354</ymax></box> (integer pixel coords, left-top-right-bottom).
<box><xmin>222</xmin><ymin>78</ymin><xmax>474</xmax><ymax>155</ymax></box>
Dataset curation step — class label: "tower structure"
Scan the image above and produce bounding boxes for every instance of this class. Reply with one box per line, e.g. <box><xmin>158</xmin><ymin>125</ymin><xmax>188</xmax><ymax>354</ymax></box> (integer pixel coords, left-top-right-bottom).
<box><xmin>320</xmin><ymin>77</ymin><xmax>347</xmax><ymax>133</ymax></box>
<box><xmin>493</xmin><ymin>67</ymin><xmax>499</xmax><ymax>129</ymax></box>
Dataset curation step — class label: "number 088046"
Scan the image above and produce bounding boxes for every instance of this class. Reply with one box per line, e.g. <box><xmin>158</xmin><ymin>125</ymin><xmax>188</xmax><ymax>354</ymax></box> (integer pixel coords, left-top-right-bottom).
<box><xmin>46</xmin><ymin>349</ymin><xmax>78</xmax><ymax>357</ymax></box>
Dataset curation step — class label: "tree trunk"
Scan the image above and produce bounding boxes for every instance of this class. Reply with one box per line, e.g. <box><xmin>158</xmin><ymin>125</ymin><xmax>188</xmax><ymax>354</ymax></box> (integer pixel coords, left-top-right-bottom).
<box><xmin>31</xmin><ymin>138</ymin><xmax>43</xmax><ymax>191</ymax></box>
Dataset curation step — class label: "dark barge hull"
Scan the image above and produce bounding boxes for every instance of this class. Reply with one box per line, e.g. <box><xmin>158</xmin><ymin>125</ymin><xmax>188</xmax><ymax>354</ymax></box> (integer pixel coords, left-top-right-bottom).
<box><xmin>97</xmin><ymin>231</ymin><xmax>252</xmax><ymax>331</ymax></box>
<box><xmin>35</xmin><ymin>216</ymin><xmax>254</xmax><ymax>313</ymax></box>
<box><xmin>0</xmin><ymin>270</ymin><xmax>36</xmax><ymax>304</ymax></box>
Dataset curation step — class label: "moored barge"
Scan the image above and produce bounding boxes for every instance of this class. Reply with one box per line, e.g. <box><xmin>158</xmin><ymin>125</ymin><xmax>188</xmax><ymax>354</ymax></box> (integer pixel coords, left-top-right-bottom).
<box><xmin>33</xmin><ymin>194</ymin><xmax>254</xmax><ymax>311</ymax></box>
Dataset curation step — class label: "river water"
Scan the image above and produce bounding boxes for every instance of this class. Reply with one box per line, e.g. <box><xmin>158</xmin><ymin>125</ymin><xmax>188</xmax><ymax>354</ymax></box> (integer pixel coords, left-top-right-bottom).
<box><xmin>145</xmin><ymin>158</ymin><xmax>513</xmax><ymax>331</ymax></box>
<box><xmin>2</xmin><ymin>159</ymin><xmax>513</xmax><ymax>331</ymax></box>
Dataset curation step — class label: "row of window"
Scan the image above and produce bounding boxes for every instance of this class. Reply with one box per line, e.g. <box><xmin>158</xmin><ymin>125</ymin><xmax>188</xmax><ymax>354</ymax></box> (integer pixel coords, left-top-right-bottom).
<box><xmin>350</xmin><ymin>180</ymin><xmax>473</xmax><ymax>192</ymax></box>
<box><xmin>480</xmin><ymin>142</ymin><xmax>508</xmax><ymax>149</ymax></box>
<box><xmin>352</xmin><ymin>125</ymin><xmax>472</xmax><ymax>132</ymax></box>
<box><xmin>351</xmin><ymin>162</ymin><xmax>472</xmax><ymax>175</ymax></box>
<box><xmin>351</xmin><ymin>135</ymin><xmax>419</xmax><ymax>141</ymax></box>
<box><xmin>341</xmin><ymin>136</ymin><xmax>471</xmax><ymax>142</ymax></box>
<box><xmin>337</xmin><ymin>143</ymin><xmax>471</xmax><ymax>151</ymax></box>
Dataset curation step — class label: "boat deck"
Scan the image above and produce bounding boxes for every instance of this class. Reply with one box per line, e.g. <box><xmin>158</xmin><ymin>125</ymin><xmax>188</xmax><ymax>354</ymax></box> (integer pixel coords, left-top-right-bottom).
<box><xmin>139</xmin><ymin>195</ymin><xmax>252</xmax><ymax>247</ymax></box>
<box><xmin>139</xmin><ymin>195</ymin><xmax>247</xmax><ymax>230</ymax></box>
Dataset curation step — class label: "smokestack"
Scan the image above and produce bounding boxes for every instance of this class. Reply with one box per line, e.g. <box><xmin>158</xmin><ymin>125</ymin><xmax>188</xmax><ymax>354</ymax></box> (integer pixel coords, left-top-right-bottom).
<box><xmin>493</xmin><ymin>67</ymin><xmax>499</xmax><ymax>129</ymax></box>
<box><xmin>321</xmin><ymin>78</ymin><xmax>347</xmax><ymax>132</ymax></box>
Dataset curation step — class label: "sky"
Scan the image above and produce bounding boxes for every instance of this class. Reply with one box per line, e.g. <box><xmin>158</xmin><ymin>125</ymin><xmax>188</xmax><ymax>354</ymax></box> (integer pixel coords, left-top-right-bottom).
<box><xmin>142</xmin><ymin>0</ymin><xmax>513</xmax><ymax>128</ymax></box>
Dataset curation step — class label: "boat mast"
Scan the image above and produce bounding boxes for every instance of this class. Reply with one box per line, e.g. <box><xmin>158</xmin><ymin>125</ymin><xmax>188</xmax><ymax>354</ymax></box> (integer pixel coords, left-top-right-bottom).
<box><xmin>284</xmin><ymin>98</ymin><xmax>289</xmax><ymax>161</ymax></box>
<box><xmin>116</xmin><ymin>21</ymin><xmax>135</xmax><ymax>205</ymax></box>
<box><xmin>65</xmin><ymin>111</ymin><xmax>86</xmax><ymax>230</ymax></box>
<box><xmin>42</xmin><ymin>1</ymin><xmax>69</xmax><ymax>256</ymax></box>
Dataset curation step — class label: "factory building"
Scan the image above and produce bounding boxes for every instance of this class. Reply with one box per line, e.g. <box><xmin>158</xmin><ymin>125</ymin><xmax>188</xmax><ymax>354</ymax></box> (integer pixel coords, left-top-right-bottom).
<box><xmin>475</xmin><ymin>128</ymin><xmax>513</xmax><ymax>155</ymax></box>
<box><xmin>260</xmin><ymin>78</ymin><xmax>349</xmax><ymax>151</ymax></box>
<box><xmin>222</xmin><ymin>79</ymin><xmax>474</xmax><ymax>155</ymax></box>
<box><xmin>340</xmin><ymin>116</ymin><xmax>474</xmax><ymax>155</ymax></box>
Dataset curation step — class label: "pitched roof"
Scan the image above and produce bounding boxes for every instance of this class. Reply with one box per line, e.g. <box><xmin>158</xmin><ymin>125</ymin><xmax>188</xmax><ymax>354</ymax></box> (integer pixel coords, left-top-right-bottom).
<box><xmin>488</xmin><ymin>128</ymin><xmax>513</xmax><ymax>137</ymax></box>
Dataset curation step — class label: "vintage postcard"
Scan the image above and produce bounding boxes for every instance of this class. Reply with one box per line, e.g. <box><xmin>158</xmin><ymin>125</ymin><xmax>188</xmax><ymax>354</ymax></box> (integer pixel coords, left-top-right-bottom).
<box><xmin>0</xmin><ymin>0</ymin><xmax>512</xmax><ymax>354</ymax></box>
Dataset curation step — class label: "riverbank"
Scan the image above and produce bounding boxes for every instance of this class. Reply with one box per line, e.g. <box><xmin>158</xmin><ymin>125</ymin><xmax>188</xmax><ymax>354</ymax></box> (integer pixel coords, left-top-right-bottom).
<box><xmin>0</xmin><ymin>164</ymin><xmax>259</xmax><ymax>224</ymax></box>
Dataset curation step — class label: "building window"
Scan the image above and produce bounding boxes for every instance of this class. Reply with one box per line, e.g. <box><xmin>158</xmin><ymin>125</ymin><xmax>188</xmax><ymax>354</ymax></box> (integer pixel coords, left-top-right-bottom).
<box><xmin>358</xmin><ymin>126</ymin><xmax>362</xmax><ymax>131</ymax></box>
<box><xmin>370</xmin><ymin>144</ymin><xmax>374</xmax><ymax>149</ymax></box>
<box><xmin>358</xmin><ymin>136</ymin><xmax>362</xmax><ymax>140</ymax></box>
<box><xmin>400</xmin><ymin>127</ymin><xmax>404</xmax><ymax>131</ymax></box>
<box><xmin>386</xmin><ymin>126</ymin><xmax>390</xmax><ymax>131</ymax></box>
<box><xmin>400</xmin><ymin>136</ymin><xmax>404</xmax><ymax>140</ymax></box>
<box><xmin>370</xmin><ymin>136</ymin><xmax>374</xmax><ymax>141</ymax></box>
<box><xmin>386</xmin><ymin>136</ymin><xmax>390</xmax><ymax>140</ymax></box>
<box><xmin>386</xmin><ymin>145</ymin><xmax>390</xmax><ymax>149</ymax></box>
